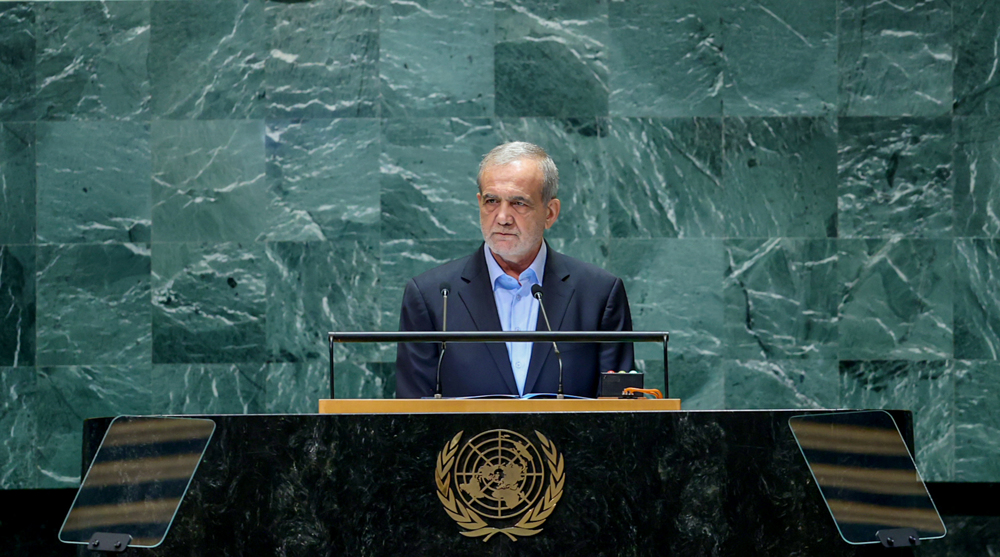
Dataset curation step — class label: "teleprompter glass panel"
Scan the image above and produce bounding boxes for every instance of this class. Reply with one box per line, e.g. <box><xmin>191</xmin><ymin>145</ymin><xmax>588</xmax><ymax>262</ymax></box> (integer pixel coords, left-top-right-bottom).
<box><xmin>59</xmin><ymin>416</ymin><xmax>216</xmax><ymax>548</ymax></box>
<box><xmin>788</xmin><ymin>411</ymin><xmax>945</xmax><ymax>545</ymax></box>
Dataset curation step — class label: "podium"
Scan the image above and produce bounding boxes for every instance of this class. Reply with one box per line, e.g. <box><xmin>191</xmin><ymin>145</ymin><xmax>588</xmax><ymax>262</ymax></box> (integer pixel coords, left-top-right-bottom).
<box><xmin>73</xmin><ymin>401</ymin><xmax>931</xmax><ymax>556</ymax></box>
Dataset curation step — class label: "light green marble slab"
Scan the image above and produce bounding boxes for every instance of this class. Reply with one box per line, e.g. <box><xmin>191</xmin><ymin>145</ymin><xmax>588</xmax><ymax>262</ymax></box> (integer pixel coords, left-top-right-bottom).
<box><xmin>955</xmin><ymin>115</ymin><xmax>1000</xmax><ymax>238</ymax></box>
<box><xmin>380</xmin><ymin>0</ymin><xmax>493</xmax><ymax>118</ymax></box>
<box><xmin>837</xmin><ymin>238</ymin><xmax>953</xmax><ymax>360</ymax></box>
<box><xmin>955</xmin><ymin>239</ymin><xmax>1000</xmax><ymax>359</ymax></box>
<box><xmin>33</xmin><ymin>365</ymin><xmax>154</xmax><ymax>488</ymax></box>
<box><xmin>266</xmin><ymin>0</ymin><xmax>378</xmax><ymax>118</ymax></box>
<box><xmin>721</xmin><ymin>0</ymin><xmax>836</xmax><ymax>116</ymax></box>
<box><xmin>653</xmin><ymin>354</ymin><xmax>725</xmax><ymax>411</ymax></box>
<box><xmin>0</xmin><ymin>245</ymin><xmax>34</xmax><ymax>367</ymax></box>
<box><xmin>266</xmin><ymin>361</ymin><xmax>329</xmax><ymax>413</ymax></box>
<box><xmin>149</xmin><ymin>0</ymin><xmax>265</xmax><ymax>119</ymax></box>
<box><xmin>723</xmin><ymin>117</ymin><xmax>837</xmax><ymax>237</ymax></box>
<box><xmin>838</xmin><ymin>117</ymin><xmax>953</xmax><ymax>238</ymax></box>
<box><xmin>152</xmin><ymin>120</ymin><xmax>267</xmax><ymax>242</ymax></box>
<box><xmin>0</xmin><ymin>122</ymin><xmax>35</xmax><ymax>244</ymax></box>
<box><xmin>495</xmin><ymin>0</ymin><xmax>608</xmax><ymax>117</ymax></box>
<box><xmin>606</xmin><ymin>117</ymin><xmax>725</xmax><ymax>238</ymax></box>
<box><xmin>152</xmin><ymin>242</ymin><xmax>266</xmax><ymax>364</ymax></box>
<box><xmin>724</xmin><ymin>239</ymin><xmax>838</xmax><ymax>360</ymax></box>
<box><xmin>838</xmin><ymin>0</ymin><xmax>952</xmax><ymax>116</ymax></box>
<box><xmin>151</xmin><ymin>364</ymin><xmax>266</xmax><ymax>415</ymax></box>
<box><xmin>954</xmin><ymin>0</ymin><xmax>1000</xmax><ymax>116</ymax></box>
<box><xmin>0</xmin><ymin>4</ymin><xmax>35</xmax><ymax>122</ymax></box>
<box><xmin>955</xmin><ymin>360</ymin><xmax>1000</xmax><ymax>481</ymax></box>
<box><xmin>34</xmin><ymin>1</ymin><xmax>149</xmax><ymax>121</ymax></box>
<box><xmin>36</xmin><ymin>243</ymin><xmax>151</xmax><ymax>367</ymax></box>
<box><xmin>36</xmin><ymin>121</ymin><xmax>151</xmax><ymax>243</ymax></box>
<box><xmin>264</xmin><ymin>118</ymin><xmax>380</xmax><ymax>241</ymax></box>
<box><xmin>0</xmin><ymin>367</ymin><xmax>37</xmax><ymax>488</ymax></box>
<box><xmin>725</xmin><ymin>359</ymin><xmax>840</xmax><ymax>410</ymax></box>
<box><xmin>840</xmin><ymin>360</ymin><xmax>955</xmax><ymax>482</ymax></box>
<box><xmin>608</xmin><ymin>0</ymin><xmax>723</xmax><ymax>117</ymax></box>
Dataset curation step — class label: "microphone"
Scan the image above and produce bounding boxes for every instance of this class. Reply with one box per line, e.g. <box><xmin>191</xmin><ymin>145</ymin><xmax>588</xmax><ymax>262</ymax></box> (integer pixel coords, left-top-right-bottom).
<box><xmin>434</xmin><ymin>282</ymin><xmax>451</xmax><ymax>398</ymax></box>
<box><xmin>531</xmin><ymin>284</ymin><xmax>564</xmax><ymax>399</ymax></box>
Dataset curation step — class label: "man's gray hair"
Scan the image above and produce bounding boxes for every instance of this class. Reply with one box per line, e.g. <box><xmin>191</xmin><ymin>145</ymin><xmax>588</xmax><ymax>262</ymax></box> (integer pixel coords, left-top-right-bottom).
<box><xmin>478</xmin><ymin>141</ymin><xmax>559</xmax><ymax>202</ymax></box>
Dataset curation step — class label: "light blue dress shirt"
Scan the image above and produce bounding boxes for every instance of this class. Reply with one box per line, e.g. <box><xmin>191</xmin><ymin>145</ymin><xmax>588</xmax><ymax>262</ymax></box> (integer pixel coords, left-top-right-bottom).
<box><xmin>484</xmin><ymin>243</ymin><xmax>546</xmax><ymax>396</ymax></box>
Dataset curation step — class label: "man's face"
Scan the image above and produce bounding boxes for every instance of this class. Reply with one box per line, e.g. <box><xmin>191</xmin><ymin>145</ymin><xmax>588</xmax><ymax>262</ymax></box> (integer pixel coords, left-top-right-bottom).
<box><xmin>477</xmin><ymin>158</ymin><xmax>560</xmax><ymax>269</ymax></box>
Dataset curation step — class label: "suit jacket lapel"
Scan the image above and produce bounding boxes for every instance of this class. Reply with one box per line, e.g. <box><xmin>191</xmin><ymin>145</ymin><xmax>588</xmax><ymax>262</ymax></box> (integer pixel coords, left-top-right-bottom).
<box><xmin>457</xmin><ymin>245</ymin><xmax>519</xmax><ymax>395</ymax></box>
<box><xmin>523</xmin><ymin>245</ymin><xmax>574</xmax><ymax>394</ymax></box>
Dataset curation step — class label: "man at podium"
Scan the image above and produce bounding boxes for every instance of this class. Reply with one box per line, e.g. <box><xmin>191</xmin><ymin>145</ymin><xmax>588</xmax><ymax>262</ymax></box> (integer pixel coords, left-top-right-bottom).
<box><xmin>395</xmin><ymin>142</ymin><xmax>635</xmax><ymax>398</ymax></box>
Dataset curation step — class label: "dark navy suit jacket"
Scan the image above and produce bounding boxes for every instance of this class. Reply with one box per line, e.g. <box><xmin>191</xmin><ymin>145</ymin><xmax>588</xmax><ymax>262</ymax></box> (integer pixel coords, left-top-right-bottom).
<box><xmin>395</xmin><ymin>243</ymin><xmax>635</xmax><ymax>398</ymax></box>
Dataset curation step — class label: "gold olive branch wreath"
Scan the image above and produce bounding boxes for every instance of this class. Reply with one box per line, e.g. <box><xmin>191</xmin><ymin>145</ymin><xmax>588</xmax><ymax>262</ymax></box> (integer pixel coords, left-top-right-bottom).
<box><xmin>435</xmin><ymin>430</ymin><xmax>565</xmax><ymax>542</ymax></box>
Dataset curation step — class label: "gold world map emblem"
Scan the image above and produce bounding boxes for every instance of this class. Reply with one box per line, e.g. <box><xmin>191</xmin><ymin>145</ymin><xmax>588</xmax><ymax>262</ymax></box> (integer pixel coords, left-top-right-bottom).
<box><xmin>435</xmin><ymin>429</ymin><xmax>565</xmax><ymax>541</ymax></box>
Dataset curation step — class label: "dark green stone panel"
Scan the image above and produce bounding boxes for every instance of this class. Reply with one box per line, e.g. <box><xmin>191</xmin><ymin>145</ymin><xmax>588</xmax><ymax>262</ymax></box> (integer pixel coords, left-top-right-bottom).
<box><xmin>0</xmin><ymin>368</ymin><xmax>37</xmax><ymax>488</ymax></box>
<box><xmin>838</xmin><ymin>117</ymin><xmax>953</xmax><ymax>238</ymax></box>
<box><xmin>379</xmin><ymin>118</ymin><xmax>497</xmax><ymax>240</ymax></box>
<box><xmin>725</xmin><ymin>359</ymin><xmax>840</xmax><ymax>410</ymax></box>
<box><xmin>723</xmin><ymin>117</ymin><xmax>837</xmax><ymax>238</ymax></box>
<box><xmin>266</xmin><ymin>240</ymin><xmax>381</xmax><ymax>365</ymax></box>
<box><xmin>723</xmin><ymin>239</ymin><xmax>838</xmax><ymax>360</ymax></box>
<box><xmin>266</xmin><ymin>0</ymin><xmax>379</xmax><ymax>119</ymax></box>
<box><xmin>0</xmin><ymin>122</ymin><xmax>35</xmax><ymax>244</ymax></box>
<box><xmin>607</xmin><ymin>117</ymin><xmax>724</xmax><ymax>238</ymax></box>
<box><xmin>36</xmin><ymin>121</ymin><xmax>151</xmax><ymax>244</ymax></box>
<box><xmin>721</xmin><ymin>0</ymin><xmax>836</xmax><ymax>116</ymax></box>
<box><xmin>0</xmin><ymin>3</ymin><xmax>35</xmax><ymax>122</ymax></box>
<box><xmin>264</xmin><ymin>118</ymin><xmax>380</xmax><ymax>241</ymax></box>
<box><xmin>335</xmin><ymin>361</ymin><xmax>396</xmax><ymax>399</ymax></box>
<box><xmin>495</xmin><ymin>118</ymin><xmax>608</xmax><ymax>241</ymax></box>
<box><xmin>32</xmin><ymin>365</ymin><xmax>153</xmax><ymax>488</ymax></box>
<box><xmin>955</xmin><ymin>360</ymin><xmax>1000</xmax><ymax>481</ymax></box>
<box><xmin>495</xmin><ymin>0</ymin><xmax>608</xmax><ymax>117</ymax></box>
<box><xmin>0</xmin><ymin>245</ymin><xmax>34</xmax><ymax>367</ymax></box>
<box><xmin>152</xmin><ymin>120</ymin><xmax>267</xmax><ymax>242</ymax></box>
<box><xmin>380</xmin><ymin>0</ymin><xmax>493</xmax><ymax>118</ymax></box>
<box><xmin>955</xmin><ymin>115</ymin><xmax>1000</xmax><ymax>237</ymax></box>
<box><xmin>837</xmin><ymin>239</ymin><xmax>953</xmax><ymax>360</ymax></box>
<box><xmin>149</xmin><ymin>0</ymin><xmax>265</xmax><ymax>119</ymax></box>
<box><xmin>35</xmin><ymin>1</ymin><xmax>149</xmax><ymax>121</ymax></box>
<box><xmin>606</xmin><ymin>238</ymin><xmax>723</xmax><ymax>360</ymax></box>
<box><xmin>955</xmin><ymin>239</ymin><xmax>1000</xmax><ymax>359</ymax></box>
<box><xmin>36</xmin><ymin>244</ymin><xmax>151</xmax><ymax>367</ymax></box>
<box><xmin>838</xmin><ymin>0</ymin><xmax>952</xmax><ymax>116</ymax></box>
<box><xmin>840</xmin><ymin>360</ymin><xmax>954</xmax><ymax>481</ymax></box>
<box><xmin>151</xmin><ymin>364</ymin><xmax>266</xmax><ymax>414</ymax></box>
<box><xmin>152</xmin><ymin>242</ymin><xmax>266</xmax><ymax>364</ymax></box>
<box><xmin>266</xmin><ymin>361</ymin><xmax>329</xmax><ymax>413</ymax></box>
<box><xmin>607</xmin><ymin>0</ymin><xmax>723</xmax><ymax>117</ymax></box>
<box><xmin>954</xmin><ymin>0</ymin><xmax>1000</xmax><ymax>116</ymax></box>
<box><xmin>655</xmin><ymin>355</ymin><xmax>725</xmax><ymax>410</ymax></box>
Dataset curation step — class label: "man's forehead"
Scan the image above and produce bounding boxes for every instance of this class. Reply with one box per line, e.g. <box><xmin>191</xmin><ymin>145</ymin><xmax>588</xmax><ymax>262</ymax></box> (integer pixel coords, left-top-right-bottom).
<box><xmin>479</xmin><ymin>159</ymin><xmax>545</xmax><ymax>196</ymax></box>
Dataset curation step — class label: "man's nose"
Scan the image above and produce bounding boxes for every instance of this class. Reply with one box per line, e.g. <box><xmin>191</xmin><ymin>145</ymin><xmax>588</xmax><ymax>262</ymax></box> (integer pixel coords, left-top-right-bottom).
<box><xmin>496</xmin><ymin>201</ymin><xmax>515</xmax><ymax>225</ymax></box>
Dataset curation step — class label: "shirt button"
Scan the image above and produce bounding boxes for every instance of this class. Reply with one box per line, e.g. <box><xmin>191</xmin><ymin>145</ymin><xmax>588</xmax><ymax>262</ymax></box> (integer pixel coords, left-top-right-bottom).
<box><xmin>516</xmin><ymin>361</ymin><xmax>523</xmax><ymax>368</ymax></box>
<box><xmin>515</xmin><ymin>295</ymin><xmax>521</xmax><ymax>300</ymax></box>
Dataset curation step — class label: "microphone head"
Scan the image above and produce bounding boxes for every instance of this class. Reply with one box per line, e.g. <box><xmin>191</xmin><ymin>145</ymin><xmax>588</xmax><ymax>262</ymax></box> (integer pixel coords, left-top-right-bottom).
<box><xmin>531</xmin><ymin>284</ymin><xmax>543</xmax><ymax>298</ymax></box>
<box><xmin>439</xmin><ymin>282</ymin><xmax>451</xmax><ymax>296</ymax></box>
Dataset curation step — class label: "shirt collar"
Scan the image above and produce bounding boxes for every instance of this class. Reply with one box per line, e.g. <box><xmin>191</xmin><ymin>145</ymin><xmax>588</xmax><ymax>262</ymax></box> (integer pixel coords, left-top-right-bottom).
<box><xmin>485</xmin><ymin>241</ymin><xmax>547</xmax><ymax>291</ymax></box>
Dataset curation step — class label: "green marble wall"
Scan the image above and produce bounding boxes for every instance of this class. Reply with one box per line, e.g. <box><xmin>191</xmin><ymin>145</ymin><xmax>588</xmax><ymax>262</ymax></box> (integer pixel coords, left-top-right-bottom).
<box><xmin>2</xmin><ymin>0</ymin><xmax>999</xmax><ymax>489</ymax></box>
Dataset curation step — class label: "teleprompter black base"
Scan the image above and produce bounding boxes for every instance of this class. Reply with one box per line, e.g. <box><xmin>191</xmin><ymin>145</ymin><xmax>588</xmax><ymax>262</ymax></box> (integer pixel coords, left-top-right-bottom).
<box><xmin>80</xmin><ymin>410</ymin><xmax>926</xmax><ymax>557</ymax></box>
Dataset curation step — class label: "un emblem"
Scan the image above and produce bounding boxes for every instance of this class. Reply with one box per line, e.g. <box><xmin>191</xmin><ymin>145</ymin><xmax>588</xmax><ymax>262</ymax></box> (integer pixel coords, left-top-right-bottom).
<box><xmin>435</xmin><ymin>429</ymin><xmax>565</xmax><ymax>541</ymax></box>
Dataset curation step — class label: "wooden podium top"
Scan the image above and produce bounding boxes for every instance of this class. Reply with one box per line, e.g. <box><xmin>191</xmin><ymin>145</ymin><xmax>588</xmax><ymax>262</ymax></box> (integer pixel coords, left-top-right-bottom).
<box><xmin>318</xmin><ymin>398</ymin><xmax>681</xmax><ymax>414</ymax></box>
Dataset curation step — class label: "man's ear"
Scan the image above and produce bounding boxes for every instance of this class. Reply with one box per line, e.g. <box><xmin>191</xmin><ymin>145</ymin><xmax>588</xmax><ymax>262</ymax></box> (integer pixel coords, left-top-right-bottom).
<box><xmin>545</xmin><ymin>198</ymin><xmax>561</xmax><ymax>228</ymax></box>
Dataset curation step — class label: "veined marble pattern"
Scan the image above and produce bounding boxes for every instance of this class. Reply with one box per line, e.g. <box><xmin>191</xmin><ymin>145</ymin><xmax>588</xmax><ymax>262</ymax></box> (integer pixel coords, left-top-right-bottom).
<box><xmin>954</xmin><ymin>0</ymin><xmax>1000</xmax><ymax>117</ymax></box>
<box><xmin>36</xmin><ymin>121</ymin><xmax>151</xmax><ymax>244</ymax></box>
<box><xmin>725</xmin><ymin>359</ymin><xmax>840</xmax><ymax>410</ymax></box>
<box><xmin>838</xmin><ymin>239</ymin><xmax>953</xmax><ymax>360</ymax></box>
<box><xmin>0</xmin><ymin>245</ymin><xmax>34</xmax><ymax>367</ymax></box>
<box><xmin>840</xmin><ymin>360</ymin><xmax>955</xmax><ymax>481</ymax></box>
<box><xmin>955</xmin><ymin>115</ymin><xmax>1000</xmax><ymax>238</ymax></box>
<box><xmin>380</xmin><ymin>0</ymin><xmax>493</xmax><ymax>118</ymax></box>
<box><xmin>151</xmin><ymin>363</ymin><xmax>266</xmax><ymax>414</ymax></box>
<box><xmin>955</xmin><ymin>239</ymin><xmax>1000</xmax><ymax>359</ymax></box>
<box><xmin>721</xmin><ymin>0</ymin><xmax>837</xmax><ymax>116</ymax></box>
<box><xmin>495</xmin><ymin>0</ymin><xmax>609</xmax><ymax>117</ymax></box>
<box><xmin>955</xmin><ymin>360</ymin><xmax>1000</xmax><ymax>482</ymax></box>
<box><xmin>608</xmin><ymin>0</ymin><xmax>723</xmax><ymax>117</ymax></box>
<box><xmin>35</xmin><ymin>1</ymin><xmax>149</xmax><ymax>121</ymax></box>
<box><xmin>35</xmin><ymin>243</ymin><xmax>151</xmax><ymax>367</ymax></box>
<box><xmin>0</xmin><ymin>367</ymin><xmax>36</xmax><ymax>488</ymax></box>
<box><xmin>266</xmin><ymin>0</ymin><xmax>378</xmax><ymax>119</ymax></box>
<box><xmin>0</xmin><ymin>3</ymin><xmax>35</xmax><ymax>122</ymax></box>
<box><xmin>265</xmin><ymin>118</ymin><xmax>380</xmax><ymax>241</ymax></box>
<box><xmin>838</xmin><ymin>117</ymin><xmax>953</xmax><ymax>238</ymax></box>
<box><xmin>838</xmin><ymin>0</ymin><xmax>953</xmax><ymax>116</ymax></box>
<box><xmin>266</xmin><ymin>361</ymin><xmax>329</xmax><ymax>414</ymax></box>
<box><xmin>0</xmin><ymin>122</ymin><xmax>35</xmax><ymax>244</ymax></box>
